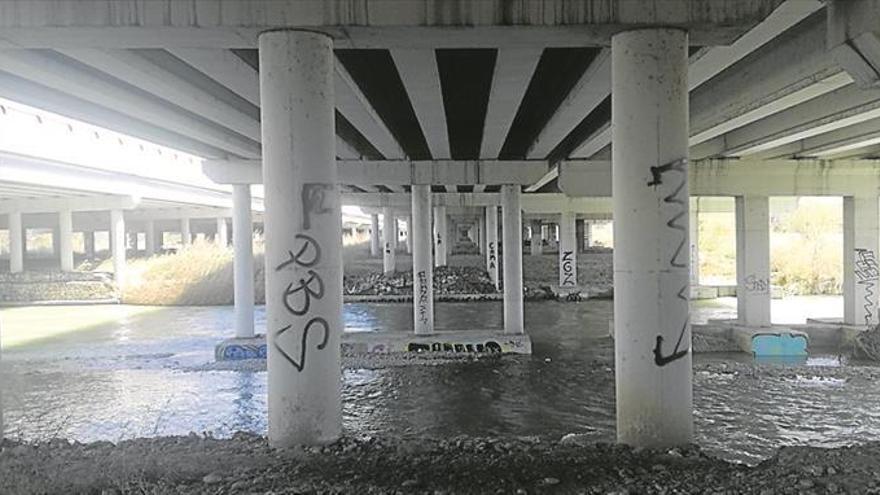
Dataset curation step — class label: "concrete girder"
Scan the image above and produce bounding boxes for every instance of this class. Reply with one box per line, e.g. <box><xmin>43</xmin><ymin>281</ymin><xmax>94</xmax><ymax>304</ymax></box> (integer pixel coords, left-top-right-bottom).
<box><xmin>526</xmin><ymin>49</ymin><xmax>610</xmax><ymax>159</ymax></box>
<box><xmin>203</xmin><ymin>159</ymin><xmax>548</xmax><ymax>186</ymax></box>
<box><xmin>57</xmin><ymin>49</ymin><xmax>261</xmax><ymax>141</ymax></box>
<box><xmin>0</xmin><ymin>1</ymin><xmax>783</xmax><ymax>49</ymax></box>
<box><xmin>335</xmin><ymin>59</ymin><xmax>405</xmax><ymax>160</ymax></box>
<box><xmin>167</xmin><ymin>48</ymin><xmax>261</xmax><ymax>106</ymax></box>
<box><xmin>0</xmin><ymin>194</ymin><xmax>138</xmax><ymax>215</ymax></box>
<box><xmin>391</xmin><ymin>49</ymin><xmax>450</xmax><ymax>159</ymax></box>
<box><xmin>0</xmin><ymin>50</ymin><xmax>262</xmax><ymax>158</ymax></box>
<box><xmin>749</xmin><ymin>116</ymin><xmax>880</xmax><ymax>159</ymax></box>
<box><xmin>828</xmin><ymin>0</ymin><xmax>880</xmax><ymax>89</ymax></box>
<box><xmin>692</xmin><ymin>83</ymin><xmax>880</xmax><ymax>158</ymax></box>
<box><xmin>480</xmin><ymin>48</ymin><xmax>543</xmax><ymax>159</ymax></box>
<box><xmin>336</xmin><ymin>137</ymin><xmax>361</xmax><ymax>160</ymax></box>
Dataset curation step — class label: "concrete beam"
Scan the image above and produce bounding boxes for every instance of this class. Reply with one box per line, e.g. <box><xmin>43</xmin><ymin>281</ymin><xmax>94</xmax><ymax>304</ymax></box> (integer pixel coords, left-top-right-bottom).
<box><xmin>0</xmin><ymin>50</ymin><xmax>262</xmax><ymax>158</ymax></box>
<box><xmin>335</xmin><ymin>59</ymin><xmax>405</xmax><ymax>160</ymax></box>
<box><xmin>391</xmin><ymin>49</ymin><xmax>450</xmax><ymax>159</ymax></box>
<box><xmin>828</xmin><ymin>0</ymin><xmax>880</xmax><ymax>89</ymax></box>
<box><xmin>168</xmin><ymin>48</ymin><xmax>261</xmax><ymax>106</ymax></box>
<box><xmin>0</xmin><ymin>194</ymin><xmax>138</xmax><ymax>215</ymax></box>
<box><xmin>204</xmin><ymin>159</ymin><xmax>548</xmax><ymax>186</ymax></box>
<box><xmin>480</xmin><ymin>49</ymin><xmax>542</xmax><ymax>159</ymax></box>
<box><xmin>124</xmin><ymin>207</ymin><xmax>236</xmax><ymax>221</ymax></box>
<box><xmin>0</xmin><ymin>1</ymin><xmax>783</xmax><ymax>48</ymax></box>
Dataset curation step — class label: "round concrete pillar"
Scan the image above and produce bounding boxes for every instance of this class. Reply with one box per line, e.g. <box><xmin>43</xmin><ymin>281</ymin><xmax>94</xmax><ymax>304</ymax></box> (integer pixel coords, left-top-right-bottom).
<box><xmin>145</xmin><ymin>220</ymin><xmax>157</xmax><ymax>256</ymax></box>
<box><xmin>180</xmin><ymin>218</ymin><xmax>192</xmax><ymax>247</ymax></box>
<box><xmin>370</xmin><ymin>214</ymin><xmax>380</xmax><ymax>257</ymax></box>
<box><xmin>216</xmin><ymin>217</ymin><xmax>229</xmax><ymax>247</ymax></box>
<box><xmin>501</xmin><ymin>185</ymin><xmax>524</xmax><ymax>334</ymax></box>
<box><xmin>382</xmin><ymin>207</ymin><xmax>396</xmax><ymax>274</ymax></box>
<box><xmin>260</xmin><ymin>29</ymin><xmax>342</xmax><ymax>447</ymax></box>
<box><xmin>559</xmin><ymin>211</ymin><xmax>577</xmax><ymax>288</ymax></box>
<box><xmin>8</xmin><ymin>212</ymin><xmax>23</xmax><ymax>273</ymax></box>
<box><xmin>233</xmin><ymin>184</ymin><xmax>255</xmax><ymax>339</ymax></box>
<box><xmin>485</xmin><ymin>206</ymin><xmax>499</xmax><ymax>289</ymax></box>
<box><xmin>411</xmin><ymin>185</ymin><xmax>434</xmax><ymax>334</ymax></box>
<box><xmin>530</xmin><ymin>220</ymin><xmax>542</xmax><ymax>256</ymax></box>
<box><xmin>405</xmin><ymin>216</ymin><xmax>413</xmax><ymax>254</ymax></box>
<box><xmin>58</xmin><ymin>209</ymin><xmax>74</xmax><ymax>271</ymax></box>
<box><xmin>612</xmin><ymin>28</ymin><xmax>692</xmax><ymax>447</ymax></box>
<box><xmin>110</xmin><ymin>209</ymin><xmax>126</xmax><ymax>287</ymax></box>
<box><xmin>434</xmin><ymin>206</ymin><xmax>447</xmax><ymax>267</ymax></box>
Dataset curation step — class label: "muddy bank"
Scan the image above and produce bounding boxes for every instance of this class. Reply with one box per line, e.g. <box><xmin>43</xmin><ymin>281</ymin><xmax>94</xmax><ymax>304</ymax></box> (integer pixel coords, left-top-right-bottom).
<box><xmin>2</xmin><ymin>433</ymin><xmax>878</xmax><ymax>494</ymax></box>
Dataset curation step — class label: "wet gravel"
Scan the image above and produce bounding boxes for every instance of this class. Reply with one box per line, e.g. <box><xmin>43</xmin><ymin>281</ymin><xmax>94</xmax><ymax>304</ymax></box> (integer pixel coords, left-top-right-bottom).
<box><xmin>4</xmin><ymin>433</ymin><xmax>880</xmax><ymax>494</ymax></box>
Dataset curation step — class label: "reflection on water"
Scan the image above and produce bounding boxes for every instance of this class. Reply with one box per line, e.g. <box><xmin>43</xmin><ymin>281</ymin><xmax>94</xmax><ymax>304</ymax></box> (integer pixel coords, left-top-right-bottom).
<box><xmin>1</xmin><ymin>296</ymin><xmax>877</xmax><ymax>464</ymax></box>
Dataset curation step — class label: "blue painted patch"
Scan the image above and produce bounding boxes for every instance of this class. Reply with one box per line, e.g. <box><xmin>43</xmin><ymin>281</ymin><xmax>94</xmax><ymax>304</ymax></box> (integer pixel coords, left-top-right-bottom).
<box><xmin>752</xmin><ymin>333</ymin><xmax>808</xmax><ymax>357</ymax></box>
<box><xmin>217</xmin><ymin>343</ymin><xmax>267</xmax><ymax>361</ymax></box>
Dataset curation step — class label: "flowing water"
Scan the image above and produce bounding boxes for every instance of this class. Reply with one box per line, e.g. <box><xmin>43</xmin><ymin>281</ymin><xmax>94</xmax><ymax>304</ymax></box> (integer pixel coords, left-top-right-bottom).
<box><xmin>1</xmin><ymin>297</ymin><xmax>877</xmax><ymax>465</ymax></box>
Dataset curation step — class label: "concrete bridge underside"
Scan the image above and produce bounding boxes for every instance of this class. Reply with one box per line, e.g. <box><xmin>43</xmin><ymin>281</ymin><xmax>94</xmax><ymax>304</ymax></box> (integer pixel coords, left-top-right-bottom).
<box><xmin>2</xmin><ymin>0</ymin><xmax>880</xmax><ymax>449</ymax></box>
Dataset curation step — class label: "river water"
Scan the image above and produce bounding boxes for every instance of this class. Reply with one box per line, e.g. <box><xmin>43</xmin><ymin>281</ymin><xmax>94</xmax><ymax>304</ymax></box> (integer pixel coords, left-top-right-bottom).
<box><xmin>2</xmin><ymin>297</ymin><xmax>879</xmax><ymax>465</ymax></box>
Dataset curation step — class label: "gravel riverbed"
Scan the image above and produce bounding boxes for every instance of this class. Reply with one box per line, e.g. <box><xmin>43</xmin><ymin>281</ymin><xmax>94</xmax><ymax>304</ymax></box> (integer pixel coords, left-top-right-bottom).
<box><xmin>3</xmin><ymin>433</ymin><xmax>880</xmax><ymax>494</ymax></box>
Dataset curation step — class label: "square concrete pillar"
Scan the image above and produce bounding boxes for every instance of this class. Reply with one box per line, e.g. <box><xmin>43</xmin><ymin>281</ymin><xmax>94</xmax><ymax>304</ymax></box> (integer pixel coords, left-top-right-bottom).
<box><xmin>58</xmin><ymin>209</ymin><xmax>74</xmax><ymax>271</ymax></box>
<box><xmin>8</xmin><ymin>212</ymin><xmax>23</xmax><ymax>273</ymax></box>
<box><xmin>736</xmin><ymin>195</ymin><xmax>771</xmax><ymax>327</ymax></box>
<box><xmin>844</xmin><ymin>195</ymin><xmax>880</xmax><ymax>326</ymax></box>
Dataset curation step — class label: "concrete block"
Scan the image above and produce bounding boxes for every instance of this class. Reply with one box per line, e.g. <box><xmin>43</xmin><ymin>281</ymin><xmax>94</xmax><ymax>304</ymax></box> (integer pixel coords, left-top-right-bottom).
<box><xmin>690</xmin><ymin>285</ymin><xmax>718</xmax><ymax>300</ymax></box>
<box><xmin>716</xmin><ymin>285</ymin><xmax>737</xmax><ymax>297</ymax></box>
<box><xmin>342</xmin><ymin>330</ymin><xmax>532</xmax><ymax>355</ymax></box>
<box><xmin>215</xmin><ymin>335</ymin><xmax>267</xmax><ymax>361</ymax></box>
<box><xmin>731</xmin><ymin>326</ymin><xmax>808</xmax><ymax>357</ymax></box>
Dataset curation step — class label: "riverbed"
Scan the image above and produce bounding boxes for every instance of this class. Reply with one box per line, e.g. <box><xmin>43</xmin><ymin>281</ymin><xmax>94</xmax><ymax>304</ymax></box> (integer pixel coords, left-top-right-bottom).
<box><xmin>2</xmin><ymin>296</ymin><xmax>877</xmax><ymax>466</ymax></box>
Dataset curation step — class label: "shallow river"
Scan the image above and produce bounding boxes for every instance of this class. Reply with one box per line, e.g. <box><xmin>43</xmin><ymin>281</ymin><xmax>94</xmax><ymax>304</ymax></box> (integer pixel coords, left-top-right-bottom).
<box><xmin>2</xmin><ymin>297</ymin><xmax>879</xmax><ymax>465</ymax></box>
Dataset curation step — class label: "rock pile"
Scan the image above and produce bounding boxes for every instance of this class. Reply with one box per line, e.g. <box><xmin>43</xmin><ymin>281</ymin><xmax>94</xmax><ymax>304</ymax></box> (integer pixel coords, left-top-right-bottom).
<box><xmin>343</xmin><ymin>266</ymin><xmax>497</xmax><ymax>296</ymax></box>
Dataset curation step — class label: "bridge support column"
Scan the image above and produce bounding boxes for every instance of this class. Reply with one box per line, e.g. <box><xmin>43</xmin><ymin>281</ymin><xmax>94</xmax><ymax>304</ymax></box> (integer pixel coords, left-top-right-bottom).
<box><xmin>370</xmin><ymin>214</ymin><xmax>380</xmax><ymax>257</ymax></box>
<box><xmin>180</xmin><ymin>218</ymin><xmax>191</xmax><ymax>247</ymax></box>
<box><xmin>261</xmin><ymin>29</ymin><xmax>341</xmax><ymax>447</ymax></box>
<box><xmin>83</xmin><ymin>231</ymin><xmax>95</xmax><ymax>259</ymax></box>
<box><xmin>736</xmin><ymin>195</ymin><xmax>771</xmax><ymax>327</ymax></box>
<box><xmin>434</xmin><ymin>206</ymin><xmax>447</xmax><ymax>267</ymax></box>
<box><xmin>844</xmin><ymin>196</ymin><xmax>880</xmax><ymax>326</ymax></box>
<box><xmin>612</xmin><ymin>28</ymin><xmax>692</xmax><ymax>447</ymax></box>
<box><xmin>485</xmin><ymin>206</ymin><xmax>499</xmax><ymax>289</ymax></box>
<box><xmin>145</xmin><ymin>220</ymin><xmax>157</xmax><ymax>256</ymax></box>
<box><xmin>233</xmin><ymin>184</ymin><xmax>255</xmax><ymax>339</ymax></box>
<box><xmin>382</xmin><ymin>207</ymin><xmax>396</xmax><ymax>274</ymax></box>
<box><xmin>412</xmin><ymin>185</ymin><xmax>434</xmax><ymax>335</ymax></box>
<box><xmin>110</xmin><ymin>209</ymin><xmax>126</xmax><ymax>287</ymax></box>
<box><xmin>216</xmin><ymin>217</ymin><xmax>229</xmax><ymax>247</ymax></box>
<box><xmin>690</xmin><ymin>199</ymin><xmax>700</xmax><ymax>287</ymax></box>
<box><xmin>559</xmin><ymin>211</ymin><xmax>577</xmax><ymax>289</ymax></box>
<box><xmin>501</xmin><ymin>185</ymin><xmax>524</xmax><ymax>334</ymax></box>
<box><xmin>58</xmin><ymin>209</ymin><xmax>74</xmax><ymax>271</ymax></box>
<box><xmin>8</xmin><ymin>212</ymin><xmax>23</xmax><ymax>273</ymax></box>
<box><xmin>530</xmin><ymin>220</ymin><xmax>542</xmax><ymax>256</ymax></box>
<box><xmin>405</xmin><ymin>216</ymin><xmax>413</xmax><ymax>254</ymax></box>
<box><xmin>576</xmin><ymin>219</ymin><xmax>585</xmax><ymax>253</ymax></box>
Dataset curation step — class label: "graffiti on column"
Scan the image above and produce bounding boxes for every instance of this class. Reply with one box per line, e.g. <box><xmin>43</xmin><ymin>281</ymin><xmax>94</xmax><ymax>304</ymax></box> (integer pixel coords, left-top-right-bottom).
<box><xmin>488</xmin><ymin>241</ymin><xmax>497</xmax><ymax>270</ymax></box>
<box><xmin>855</xmin><ymin>248</ymin><xmax>879</xmax><ymax>325</ymax></box>
<box><xmin>416</xmin><ymin>270</ymin><xmax>430</xmax><ymax>326</ymax></box>
<box><xmin>744</xmin><ymin>275</ymin><xmax>770</xmax><ymax>294</ymax></box>
<box><xmin>647</xmin><ymin>158</ymin><xmax>691</xmax><ymax>367</ymax></box>
<box><xmin>273</xmin><ymin>183</ymin><xmax>333</xmax><ymax>373</ymax></box>
<box><xmin>560</xmin><ymin>250</ymin><xmax>576</xmax><ymax>287</ymax></box>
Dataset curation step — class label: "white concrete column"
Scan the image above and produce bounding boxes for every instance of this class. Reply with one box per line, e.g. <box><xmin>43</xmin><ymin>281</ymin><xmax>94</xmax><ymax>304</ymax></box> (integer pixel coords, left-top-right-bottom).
<box><xmin>844</xmin><ymin>196</ymin><xmax>880</xmax><ymax>326</ymax></box>
<box><xmin>501</xmin><ymin>185</ymin><xmax>524</xmax><ymax>334</ymax></box>
<box><xmin>576</xmin><ymin>219</ymin><xmax>585</xmax><ymax>253</ymax></box>
<box><xmin>585</xmin><ymin>221</ymin><xmax>593</xmax><ymax>248</ymax></box>
<box><xmin>8</xmin><ymin>212</ymin><xmax>23</xmax><ymax>273</ymax></box>
<box><xmin>412</xmin><ymin>185</ymin><xmax>434</xmax><ymax>335</ymax></box>
<box><xmin>735</xmin><ymin>195</ymin><xmax>771</xmax><ymax>327</ymax></box>
<box><xmin>485</xmin><ymin>206</ymin><xmax>499</xmax><ymax>289</ymax></box>
<box><xmin>370</xmin><ymin>214</ymin><xmax>380</xmax><ymax>257</ymax></box>
<box><xmin>233</xmin><ymin>184</ymin><xmax>255</xmax><ymax>339</ymax></box>
<box><xmin>434</xmin><ymin>206</ymin><xmax>447</xmax><ymax>267</ymax></box>
<box><xmin>83</xmin><ymin>231</ymin><xmax>95</xmax><ymax>259</ymax></box>
<box><xmin>530</xmin><ymin>220</ymin><xmax>543</xmax><ymax>256</ymax></box>
<box><xmin>57</xmin><ymin>210</ymin><xmax>74</xmax><ymax>272</ymax></box>
<box><xmin>260</xmin><ymin>29</ymin><xmax>341</xmax><ymax>447</ymax></box>
<box><xmin>144</xmin><ymin>220</ymin><xmax>157</xmax><ymax>256</ymax></box>
<box><xmin>405</xmin><ymin>216</ymin><xmax>413</xmax><ymax>254</ymax></box>
<box><xmin>180</xmin><ymin>218</ymin><xmax>192</xmax><ymax>247</ymax></box>
<box><xmin>110</xmin><ymin>209</ymin><xmax>126</xmax><ymax>287</ymax></box>
<box><xmin>689</xmin><ymin>198</ymin><xmax>700</xmax><ymax>286</ymax></box>
<box><xmin>216</xmin><ymin>217</ymin><xmax>229</xmax><ymax>247</ymax></box>
<box><xmin>382</xmin><ymin>208</ymin><xmax>396</xmax><ymax>274</ymax></box>
<box><xmin>559</xmin><ymin>211</ymin><xmax>577</xmax><ymax>288</ymax></box>
<box><xmin>612</xmin><ymin>28</ymin><xmax>692</xmax><ymax>447</ymax></box>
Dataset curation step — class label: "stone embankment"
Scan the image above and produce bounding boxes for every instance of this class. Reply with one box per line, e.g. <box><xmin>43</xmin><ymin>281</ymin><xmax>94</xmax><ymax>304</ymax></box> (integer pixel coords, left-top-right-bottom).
<box><xmin>0</xmin><ymin>271</ymin><xmax>117</xmax><ymax>305</ymax></box>
<box><xmin>2</xmin><ymin>433</ymin><xmax>877</xmax><ymax>494</ymax></box>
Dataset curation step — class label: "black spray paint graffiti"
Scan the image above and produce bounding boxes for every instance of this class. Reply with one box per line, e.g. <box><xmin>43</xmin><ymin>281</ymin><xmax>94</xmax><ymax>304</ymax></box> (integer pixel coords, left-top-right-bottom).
<box><xmin>647</xmin><ymin>158</ymin><xmax>691</xmax><ymax>367</ymax></box>
<box><xmin>407</xmin><ymin>341</ymin><xmax>503</xmax><ymax>353</ymax></box>
<box><xmin>855</xmin><ymin>248</ymin><xmax>879</xmax><ymax>326</ymax></box>
<box><xmin>416</xmin><ymin>270</ymin><xmax>430</xmax><ymax>325</ymax></box>
<box><xmin>488</xmin><ymin>241</ymin><xmax>497</xmax><ymax>270</ymax></box>
<box><xmin>744</xmin><ymin>274</ymin><xmax>770</xmax><ymax>294</ymax></box>
<box><xmin>273</xmin><ymin>183</ymin><xmax>334</xmax><ymax>373</ymax></box>
<box><xmin>560</xmin><ymin>250</ymin><xmax>575</xmax><ymax>287</ymax></box>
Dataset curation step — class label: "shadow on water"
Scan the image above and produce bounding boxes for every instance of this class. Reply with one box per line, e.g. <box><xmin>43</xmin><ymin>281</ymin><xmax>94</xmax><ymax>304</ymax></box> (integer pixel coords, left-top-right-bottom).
<box><xmin>3</xmin><ymin>298</ymin><xmax>880</xmax><ymax>464</ymax></box>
